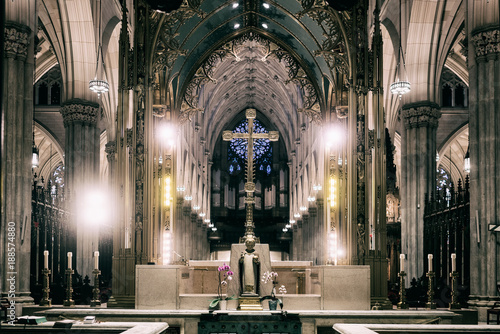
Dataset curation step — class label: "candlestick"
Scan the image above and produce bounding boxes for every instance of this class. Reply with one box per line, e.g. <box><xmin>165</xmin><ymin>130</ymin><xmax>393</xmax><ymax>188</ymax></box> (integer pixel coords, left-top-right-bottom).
<box><xmin>94</xmin><ymin>251</ymin><xmax>99</xmax><ymax>270</ymax></box>
<box><xmin>451</xmin><ymin>253</ymin><xmax>456</xmax><ymax>272</ymax></box>
<box><xmin>428</xmin><ymin>254</ymin><xmax>433</xmax><ymax>272</ymax></box>
<box><xmin>67</xmin><ymin>252</ymin><xmax>72</xmax><ymax>269</ymax></box>
<box><xmin>449</xmin><ymin>271</ymin><xmax>460</xmax><ymax>309</ymax></box>
<box><xmin>397</xmin><ymin>271</ymin><xmax>408</xmax><ymax>309</ymax></box>
<box><xmin>44</xmin><ymin>250</ymin><xmax>49</xmax><ymax>269</ymax></box>
<box><xmin>90</xmin><ymin>268</ymin><xmax>102</xmax><ymax>307</ymax></box>
<box><xmin>400</xmin><ymin>254</ymin><xmax>405</xmax><ymax>272</ymax></box>
<box><xmin>63</xmin><ymin>268</ymin><xmax>75</xmax><ymax>307</ymax></box>
<box><xmin>39</xmin><ymin>268</ymin><xmax>51</xmax><ymax>307</ymax></box>
<box><xmin>426</xmin><ymin>271</ymin><xmax>436</xmax><ymax>309</ymax></box>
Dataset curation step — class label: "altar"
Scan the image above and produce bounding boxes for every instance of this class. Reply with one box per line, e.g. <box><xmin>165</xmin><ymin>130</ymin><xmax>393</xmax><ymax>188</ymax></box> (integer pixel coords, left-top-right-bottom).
<box><xmin>135</xmin><ymin>251</ymin><xmax>370</xmax><ymax>311</ymax></box>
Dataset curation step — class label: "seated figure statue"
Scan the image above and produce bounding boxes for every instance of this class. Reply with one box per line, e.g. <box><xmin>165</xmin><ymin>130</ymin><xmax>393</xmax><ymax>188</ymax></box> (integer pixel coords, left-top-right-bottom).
<box><xmin>239</xmin><ymin>234</ymin><xmax>260</xmax><ymax>297</ymax></box>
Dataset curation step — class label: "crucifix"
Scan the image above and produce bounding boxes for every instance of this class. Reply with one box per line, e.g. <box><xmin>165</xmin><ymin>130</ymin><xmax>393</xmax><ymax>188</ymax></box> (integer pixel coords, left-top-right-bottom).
<box><xmin>223</xmin><ymin>108</ymin><xmax>279</xmax><ymax>242</ymax></box>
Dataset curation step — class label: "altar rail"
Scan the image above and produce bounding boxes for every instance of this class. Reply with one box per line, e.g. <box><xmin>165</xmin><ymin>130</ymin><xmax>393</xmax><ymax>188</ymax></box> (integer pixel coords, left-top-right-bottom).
<box><xmin>424</xmin><ymin>177</ymin><xmax>470</xmax><ymax>306</ymax></box>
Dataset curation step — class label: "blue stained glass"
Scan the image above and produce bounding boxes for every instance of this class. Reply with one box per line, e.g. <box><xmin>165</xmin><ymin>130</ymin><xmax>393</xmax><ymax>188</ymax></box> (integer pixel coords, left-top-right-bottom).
<box><xmin>436</xmin><ymin>167</ymin><xmax>451</xmax><ymax>191</ymax></box>
<box><xmin>228</xmin><ymin>119</ymin><xmax>273</xmax><ymax>174</ymax></box>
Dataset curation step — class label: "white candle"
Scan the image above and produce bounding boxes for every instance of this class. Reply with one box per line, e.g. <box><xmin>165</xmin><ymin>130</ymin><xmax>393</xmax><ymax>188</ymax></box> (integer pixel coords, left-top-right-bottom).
<box><xmin>428</xmin><ymin>254</ymin><xmax>433</xmax><ymax>272</ymax></box>
<box><xmin>44</xmin><ymin>250</ymin><xmax>49</xmax><ymax>269</ymax></box>
<box><xmin>451</xmin><ymin>253</ymin><xmax>456</xmax><ymax>272</ymax></box>
<box><xmin>94</xmin><ymin>251</ymin><xmax>99</xmax><ymax>270</ymax></box>
<box><xmin>400</xmin><ymin>254</ymin><xmax>405</xmax><ymax>272</ymax></box>
<box><xmin>67</xmin><ymin>252</ymin><xmax>72</xmax><ymax>269</ymax></box>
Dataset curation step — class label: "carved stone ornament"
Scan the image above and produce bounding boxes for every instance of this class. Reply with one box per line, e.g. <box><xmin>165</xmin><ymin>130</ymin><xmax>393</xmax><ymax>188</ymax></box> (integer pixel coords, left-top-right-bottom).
<box><xmin>471</xmin><ymin>28</ymin><xmax>500</xmax><ymax>58</ymax></box>
<box><xmin>126</xmin><ymin>128</ymin><xmax>133</xmax><ymax>147</ymax></box>
<box><xmin>334</xmin><ymin>106</ymin><xmax>348</xmax><ymax>119</ymax></box>
<box><xmin>153</xmin><ymin>104</ymin><xmax>169</xmax><ymax>117</ymax></box>
<box><xmin>222</xmin><ymin>131</ymin><xmax>234</xmax><ymax>141</ymax></box>
<box><xmin>60</xmin><ymin>99</ymin><xmax>100</xmax><ymax>127</ymax></box>
<box><xmin>105</xmin><ymin>141</ymin><xmax>117</xmax><ymax>155</ymax></box>
<box><xmin>268</xmin><ymin>131</ymin><xmax>279</xmax><ymax>141</ymax></box>
<box><xmin>402</xmin><ymin>104</ymin><xmax>441</xmax><ymax>129</ymax></box>
<box><xmin>180</xmin><ymin>32</ymin><xmax>321</xmax><ymax>124</ymax></box>
<box><xmin>152</xmin><ymin>0</ymin><xmax>205</xmax><ymax>73</ymax></box>
<box><xmin>4</xmin><ymin>22</ymin><xmax>30</xmax><ymax>60</ymax></box>
<box><xmin>244</xmin><ymin>182</ymin><xmax>256</xmax><ymax>193</ymax></box>
<box><xmin>105</xmin><ymin>141</ymin><xmax>117</xmax><ymax>163</ymax></box>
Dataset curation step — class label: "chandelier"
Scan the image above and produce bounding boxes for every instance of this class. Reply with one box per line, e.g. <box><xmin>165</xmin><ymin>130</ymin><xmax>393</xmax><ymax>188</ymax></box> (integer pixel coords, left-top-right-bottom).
<box><xmin>390</xmin><ymin>80</ymin><xmax>411</xmax><ymax>96</ymax></box>
<box><xmin>390</xmin><ymin>0</ymin><xmax>411</xmax><ymax>98</ymax></box>
<box><xmin>89</xmin><ymin>0</ymin><xmax>109</xmax><ymax>95</ymax></box>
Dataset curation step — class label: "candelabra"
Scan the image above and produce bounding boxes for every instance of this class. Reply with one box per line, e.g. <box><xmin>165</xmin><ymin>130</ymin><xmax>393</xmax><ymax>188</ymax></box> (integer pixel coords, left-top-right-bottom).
<box><xmin>426</xmin><ymin>271</ymin><xmax>436</xmax><ymax>309</ymax></box>
<box><xmin>449</xmin><ymin>271</ymin><xmax>461</xmax><ymax>309</ymax></box>
<box><xmin>397</xmin><ymin>271</ymin><xmax>408</xmax><ymax>309</ymax></box>
<box><xmin>39</xmin><ymin>269</ymin><xmax>52</xmax><ymax>306</ymax></box>
<box><xmin>63</xmin><ymin>268</ymin><xmax>75</xmax><ymax>307</ymax></box>
<box><xmin>90</xmin><ymin>269</ymin><xmax>101</xmax><ymax>307</ymax></box>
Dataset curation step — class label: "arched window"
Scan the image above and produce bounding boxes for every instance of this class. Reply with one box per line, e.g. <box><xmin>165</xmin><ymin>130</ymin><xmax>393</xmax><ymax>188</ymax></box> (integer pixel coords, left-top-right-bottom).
<box><xmin>436</xmin><ymin>167</ymin><xmax>451</xmax><ymax>192</ymax></box>
<box><xmin>49</xmin><ymin>164</ymin><xmax>65</xmax><ymax>196</ymax></box>
<box><xmin>228</xmin><ymin>119</ymin><xmax>272</xmax><ymax>176</ymax></box>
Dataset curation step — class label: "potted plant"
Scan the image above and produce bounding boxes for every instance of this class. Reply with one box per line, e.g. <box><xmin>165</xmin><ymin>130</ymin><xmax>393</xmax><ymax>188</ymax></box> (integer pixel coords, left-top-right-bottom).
<box><xmin>209</xmin><ymin>263</ymin><xmax>234</xmax><ymax>310</ymax></box>
<box><xmin>260</xmin><ymin>271</ymin><xmax>284</xmax><ymax>310</ymax></box>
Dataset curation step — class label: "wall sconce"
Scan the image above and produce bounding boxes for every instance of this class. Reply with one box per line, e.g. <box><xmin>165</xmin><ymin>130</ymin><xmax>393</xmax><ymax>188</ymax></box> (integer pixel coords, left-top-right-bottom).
<box><xmin>164</xmin><ymin>176</ymin><xmax>171</xmax><ymax>207</ymax></box>
<box><xmin>294</xmin><ymin>213</ymin><xmax>301</xmax><ymax>218</ymax></box>
<box><xmin>193</xmin><ymin>205</ymin><xmax>200</xmax><ymax>210</ymax></box>
<box><xmin>329</xmin><ymin>178</ymin><xmax>336</xmax><ymax>207</ymax></box>
<box><xmin>300</xmin><ymin>206</ymin><xmax>307</xmax><ymax>211</ymax></box>
<box><xmin>184</xmin><ymin>195</ymin><xmax>192</xmax><ymax>201</ymax></box>
<box><xmin>464</xmin><ymin>146</ymin><xmax>470</xmax><ymax>173</ymax></box>
<box><xmin>163</xmin><ymin>231</ymin><xmax>172</xmax><ymax>264</ymax></box>
<box><xmin>307</xmin><ymin>196</ymin><xmax>316</xmax><ymax>202</ymax></box>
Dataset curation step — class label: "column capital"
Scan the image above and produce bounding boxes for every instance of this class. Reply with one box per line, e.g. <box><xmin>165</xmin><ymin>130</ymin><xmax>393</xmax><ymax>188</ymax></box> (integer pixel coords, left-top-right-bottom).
<box><xmin>60</xmin><ymin>99</ymin><xmax>100</xmax><ymax>127</ymax></box>
<box><xmin>105</xmin><ymin>141</ymin><xmax>117</xmax><ymax>163</ymax></box>
<box><xmin>471</xmin><ymin>27</ymin><xmax>500</xmax><ymax>59</ymax></box>
<box><xmin>402</xmin><ymin>102</ymin><xmax>441</xmax><ymax>129</ymax></box>
<box><xmin>4</xmin><ymin>21</ymin><xmax>31</xmax><ymax>60</ymax></box>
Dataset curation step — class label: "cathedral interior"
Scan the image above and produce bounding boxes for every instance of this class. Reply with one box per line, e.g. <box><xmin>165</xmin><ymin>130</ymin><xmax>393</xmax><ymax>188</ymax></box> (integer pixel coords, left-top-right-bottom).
<box><xmin>1</xmin><ymin>0</ymin><xmax>499</xmax><ymax>332</ymax></box>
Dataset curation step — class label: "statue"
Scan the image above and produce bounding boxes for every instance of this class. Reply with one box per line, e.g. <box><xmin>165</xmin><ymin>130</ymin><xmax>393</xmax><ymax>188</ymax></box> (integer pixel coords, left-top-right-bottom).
<box><xmin>239</xmin><ymin>234</ymin><xmax>260</xmax><ymax>296</ymax></box>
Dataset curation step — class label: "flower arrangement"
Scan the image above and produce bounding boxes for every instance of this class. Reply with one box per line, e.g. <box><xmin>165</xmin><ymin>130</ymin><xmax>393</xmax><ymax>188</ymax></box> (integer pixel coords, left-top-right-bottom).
<box><xmin>260</xmin><ymin>271</ymin><xmax>284</xmax><ymax>309</ymax></box>
<box><xmin>209</xmin><ymin>263</ymin><xmax>234</xmax><ymax>309</ymax></box>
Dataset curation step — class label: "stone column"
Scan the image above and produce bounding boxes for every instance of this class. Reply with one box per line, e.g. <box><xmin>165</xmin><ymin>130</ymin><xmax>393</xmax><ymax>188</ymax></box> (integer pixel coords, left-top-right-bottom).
<box><xmin>60</xmin><ymin>99</ymin><xmax>100</xmax><ymax>280</ymax></box>
<box><xmin>1</xmin><ymin>21</ymin><xmax>35</xmax><ymax>307</ymax></box>
<box><xmin>468</xmin><ymin>25</ymin><xmax>500</xmax><ymax>317</ymax></box>
<box><xmin>401</xmin><ymin>102</ymin><xmax>440</xmax><ymax>282</ymax></box>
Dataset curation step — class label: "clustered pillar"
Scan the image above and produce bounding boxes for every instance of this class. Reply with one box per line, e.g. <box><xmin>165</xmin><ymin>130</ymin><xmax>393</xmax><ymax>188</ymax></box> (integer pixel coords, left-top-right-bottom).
<box><xmin>401</xmin><ymin>103</ymin><xmax>440</xmax><ymax>282</ymax></box>
<box><xmin>1</xmin><ymin>21</ymin><xmax>35</xmax><ymax>305</ymax></box>
<box><xmin>60</xmin><ymin>99</ymin><xmax>100</xmax><ymax>280</ymax></box>
<box><xmin>468</xmin><ymin>25</ymin><xmax>500</xmax><ymax>314</ymax></box>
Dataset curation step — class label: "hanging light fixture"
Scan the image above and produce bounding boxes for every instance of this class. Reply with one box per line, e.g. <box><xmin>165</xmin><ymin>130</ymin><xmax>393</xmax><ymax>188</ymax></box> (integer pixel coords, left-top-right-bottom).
<box><xmin>464</xmin><ymin>146</ymin><xmax>470</xmax><ymax>173</ymax></box>
<box><xmin>390</xmin><ymin>0</ymin><xmax>411</xmax><ymax>98</ymax></box>
<box><xmin>89</xmin><ymin>0</ymin><xmax>109</xmax><ymax>95</ymax></box>
<box><xmin>32</xmin><ymin>130</ymin><xmax>39</xmax><ymax>169</ymax></box>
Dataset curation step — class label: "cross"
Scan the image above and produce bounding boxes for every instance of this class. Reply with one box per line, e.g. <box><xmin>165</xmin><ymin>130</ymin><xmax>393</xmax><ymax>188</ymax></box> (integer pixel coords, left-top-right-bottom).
<box><xmin>223</xmin><ymin>108</ymin><xmax>279</xmax><ymax>240</ymax></box>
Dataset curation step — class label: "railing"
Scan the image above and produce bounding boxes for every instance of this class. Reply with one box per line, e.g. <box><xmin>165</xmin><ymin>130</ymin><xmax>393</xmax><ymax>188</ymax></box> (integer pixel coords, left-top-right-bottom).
<box><xmin>424</xmin><ymin>176</ymin><xmax>470</xmax><ymax>306</ymax></box>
